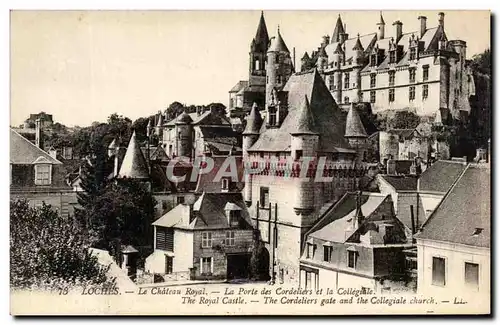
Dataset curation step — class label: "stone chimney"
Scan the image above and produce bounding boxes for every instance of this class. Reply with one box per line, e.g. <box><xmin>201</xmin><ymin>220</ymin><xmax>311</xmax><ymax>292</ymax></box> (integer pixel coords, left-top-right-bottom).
<box><xmin>392</xmin><ymin>21</ymin><xmax>403</xmax><ymax>42</ymax></box>
<box><xmin>438</xmin><ymin>12</ymin><xmax>445</xmax><ymax>27</ymax></box>
<box><xmin>35</xmin><ymin>119</ymin><xmax>43</xmax><ymax>149</ymax></box>
<box><xmin>418</xmin><ymin>16</ymin><xmax>427</xmax><ymax>37</ymax></box>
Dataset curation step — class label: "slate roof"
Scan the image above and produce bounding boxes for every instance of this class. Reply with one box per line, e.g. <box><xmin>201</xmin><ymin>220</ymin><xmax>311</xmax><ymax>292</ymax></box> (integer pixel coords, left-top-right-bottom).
<box><xmin>379</xmin><ymin>175</ymin><xmax>418</xmax><ymax>191</ymax></box>
<box><xmin>198</xmin><ymin>126</ymin><xmax>239</xmax><ymax>142</ymax></box>
<box><xmin>326</xmin><ymin>33</ymin><xmax>377</xmax><ymax>65</ymax></box>
<box><xmin>252</xmin><ymin>11</ymin><xmax>269</xmax><ymax>53</ymax></box>
<box><xmin>308</xmin><ymin>192</ymin><xmax>395</xmax><ymax>243</ymax></box>
<box><xmin>345</xmin><ymin>105</ymin><xmax>367</xmax><ymax>138</ymax></box>
<box><xmin>195</xmin><ymin>156</ymin><xmax>244</xmax><ymax>194</ymax></box>
<box><xmin>419</xmin><ymin>160</ymin><xmax>467</xmax><ymax>193</ymax></box>
<box><xmin>291</xmin><ymin>95</ymin><xmax>318</xmax><ymax>135</ymax></box>
<box><xmin>331</xmin><ymin>15</ymin><xmax>345</xmax><ymax>43</ymax></box>
<box><xmin>248</xmin><ymin>69</ymin><xmax>353</xmax><ymax>153</ymax></box>
<box><xmin>229</xmin><ymin>81</ymin><xmax>249</xmax><ymax>93</ymax></box>
<box><xmin>150</xmin><ymin>145</ymin><xmax>170</xmax><ymax>162</ymax></box>
<box><xmin>268</xmin><ymin>29</ymin><xmax>290</xmax><ymax>53</ymax></box>
<box><xmin>117</xmin><ymin>131</ymin><xmax>149</xmax><ymax>179</ymax></box>
<box><xmin>10</xmin><ymin>129</ymin><xmax>61</xmax><ymax>165</ymax></box>
<box><xmin>416</xmin><ymin>164</ymin><xmax>490</xmax><ymax>248</ymax></box>
<box><xmin>243</xmin><ymin>103</ymin><xmax>263</xmax><ymax>135</ymax></box>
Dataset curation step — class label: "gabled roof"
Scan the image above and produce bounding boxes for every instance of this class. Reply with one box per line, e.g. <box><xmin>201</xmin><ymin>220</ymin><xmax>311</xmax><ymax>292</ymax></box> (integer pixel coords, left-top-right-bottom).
<box><xmin>419</xmin><ymin>160</ymin><xmax>467</xmax><ymax>193</ymax></box>
<box><xmin>192</xmin><ymin>193</ymin><xmax>253</xmax><ymax>230</ymax></box>
<box><xmin>331</xmin><ymin>15</ymin><xmax>345</xmax><ymax>43</ymax></box>
<box><xmin>150</xmin><ymin>145</ymin><xmax>169</xmax><ymax>162</ymax></box>
<box><xmin>345</xmin><ymin>105</ymin><xmax>367</xmax><ymax>138</ymax></box>
<box><xmin>10</xmin><ymin>129</ymin><xmax>61</xmax><ymax>165</ymax></box>
<box><xmin>117</xmin><ymin>131</ymin><xmax>149</xmax><ymax>179</ymax></box>
<box><xmin>326</xmin><ymin>33</ymin><xmax>377</xmax><ymax>64</ymax></box>
<box><xmin>379</xmin><ymin>174</ymin><xmax>418</xmax><ymax>191</ymax></box>
<box><xmin>416</xmin><ymin>164</ymin><xmax>490</xmax><ymax>248</ymax></box>
<box><xmin>249</xmin><ymin>69</ymin><xmax>352</xmax><ymax>153</ymax></box>
<box><xmin>230</xmin><ymin>80</ymin><xmax>249</xmax><ymax>93</ymax></box>
<box><xmin>301</xmin><ymin>52</ymin><xmax>310</xmax><ymax>60</ymax></box>
<box><xmin>268</xmin><ymin>28</ymin><xmax>290</xmax><ymax>53</ymax></box>
<box><xmin>352</xmin><ymin>35</ymin><xmax>364</xmax><ymax>51</ymax></box>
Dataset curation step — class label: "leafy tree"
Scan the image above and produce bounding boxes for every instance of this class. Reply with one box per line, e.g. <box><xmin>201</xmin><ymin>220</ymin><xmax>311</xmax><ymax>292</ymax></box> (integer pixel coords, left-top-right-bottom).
<box><xmin>166</xmin><ymin>101</ymin><xmax>185</xmax><ymax>120</ymax></box>
<box><xmin>470</xmin><ymin>48</ymin><xmax>491</xmax><ymax>76</ymax></box>
<box><xmin>10</xmin><ymin>200</ymin><xmax>113</xmax><ymax>290</ymax></box>
<box><xmin>389</xmin><ymin>111</ymin><xmax>421</xmax><ymax>129</ymax></box>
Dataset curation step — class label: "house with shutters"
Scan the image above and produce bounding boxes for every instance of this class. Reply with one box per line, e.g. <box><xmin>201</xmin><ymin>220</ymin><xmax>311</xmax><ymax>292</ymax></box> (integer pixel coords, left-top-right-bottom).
<box><xmin>299</xmin><ymin>192</ymin><xmax>414</xmax><ymax>293</ymax></box>
<box><xmin>415</xmin><ymin>163</ymin><xmax>490</xmax><ymax>303</ymax></box>
<box><xmin>145</xmin><ymin>192</ymin><xmax>255</xmax><ymax>281</ymax></box>
<box><xmin>10</xmin><ymin>128</ymin><xmax>78</xmax><ymax>217</ymax></box>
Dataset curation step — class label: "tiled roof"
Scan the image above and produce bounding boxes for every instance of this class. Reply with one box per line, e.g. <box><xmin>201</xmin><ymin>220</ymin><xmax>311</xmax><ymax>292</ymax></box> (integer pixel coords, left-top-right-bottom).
<box><xmin>229</xmin><ymin>81</ymin><xmax>249</xmax><ymax>93</ymax></box>
<box><xmin>379</xmin><ymin>175</ymin><xmax>418</xmax><ymax>191</ymax></box>
<box><xmin>419</xmin><ymin>160</ymin><xmax>467</xmax><ymax>193</ymax></box>
<box><xmin>326</xmin><ymin>33</ymin><xmax>377</xmax><ymax>65</ymax></box>
<box><xmin>10</xmin><ymin>129</ymin><xmax>61</xmax><ymax>165</ymax></box>
<box><xmin>198</xmin><ymin>125</ymin><xmax>238</xmax><ymax>141</ymax></box>
<box><xmin>117</xmin><ymin>131</ymin><xmax>149</xmax><ymax>179</ymax></box>
<box><xmin>195</xmin><ymin>156</ymin><xmax>244</xmax><ymax>193</ymax></box>
<box><xmin>416</xmin><ymin>165</ymin><xmax>490</xmax><ymax>248</ymax></box>
<box><xmin>345</xmin><ymin>105</ymin><xmax>367</xmax><ymax>138</ymax></box>
<box><xmin>153</xmin><ymin>203</ymin><xmax>194</xmax><ymax>229</ymax></box>
<box><xmin>248</xmin><ymin>69</ymin><xmax>352</xmax><ymax>153</ymax></box>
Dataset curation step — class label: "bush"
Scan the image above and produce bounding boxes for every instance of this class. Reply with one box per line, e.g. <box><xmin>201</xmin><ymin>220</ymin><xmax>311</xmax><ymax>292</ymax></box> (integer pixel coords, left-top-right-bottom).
<box><xmin>10</xmin><ymin>200</ymin><xmax>114</xmax><ymax>291</ymax></box>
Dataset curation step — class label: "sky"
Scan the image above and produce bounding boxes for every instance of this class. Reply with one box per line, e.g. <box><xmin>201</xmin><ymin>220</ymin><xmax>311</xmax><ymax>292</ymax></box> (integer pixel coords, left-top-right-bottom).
<box><xmin>10</xmin><ymin>10</ymin><xmax>490</xmax><ymax>127</ymax></box>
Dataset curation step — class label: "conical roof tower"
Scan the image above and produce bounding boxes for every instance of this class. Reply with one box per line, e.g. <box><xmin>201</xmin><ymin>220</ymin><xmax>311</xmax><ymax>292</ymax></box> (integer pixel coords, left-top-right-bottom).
<box><xmin>117</xmin><ymin>130</ymin><xmax>150</xmax><ymax>179</ymax></box>
<box><xmin>243</xmin><ymin>102</ymin><xmax>263</xmax><ymax>135</ymax></box>
<box><xmin>345</xmin><ymin>104</ymin><xmax>367</xmax><ymax>138</ymax></box>
<box><xmin>291</xmin><ymin>95</ymin><xmax>318</xmax><ymax>135</ymax></box>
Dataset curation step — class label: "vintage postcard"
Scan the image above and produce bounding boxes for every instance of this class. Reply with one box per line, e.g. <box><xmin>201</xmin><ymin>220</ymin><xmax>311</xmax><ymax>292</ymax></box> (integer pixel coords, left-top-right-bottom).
<box><xmin>9</xmin><ymin>9</ymin><xmax>491</xmax><ymax>315</ymax></box>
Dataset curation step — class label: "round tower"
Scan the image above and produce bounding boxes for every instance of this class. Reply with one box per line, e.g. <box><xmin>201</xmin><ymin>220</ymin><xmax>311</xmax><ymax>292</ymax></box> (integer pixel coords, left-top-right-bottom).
<box><xmin>290</xmin><ymin>95</ymin><xmax>319</xmax><ymax>215</ymax></box>
<box><xmin>266</xmin><ymin>26</ymin><xmax>293</xmax><ymax>107</ymax></box>
<box><xmin>155</xmin><ymin>111</ymin><xmax>164</xmax><ymax>140</ymax></box>
<box><xmin>376</xmin><ymin>12</ymin><xmax>385</xmax><ymax>40</ymax></box>
<box><xmin>331</xmin><ymin>43</ymin><xmax>343</xmax><ymax>104</ymax></box>
<box><xmin>175</xmin><ymin>111</ymin><xmax>193</xmax><ymax>159</ymax></box>
<box><xmin>345</xmin><ymin>103</ymin><xmax>368</xmax><ymax>164</ymax></box>
<box><xmin>242</xmin><ymin>103</ymin><xmax>263</xmax><ymax>206</ymax></box>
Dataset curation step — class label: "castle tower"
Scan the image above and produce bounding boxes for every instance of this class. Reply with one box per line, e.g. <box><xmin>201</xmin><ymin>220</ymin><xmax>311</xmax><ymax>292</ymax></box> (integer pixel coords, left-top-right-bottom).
<box><xmin>332</xmin><ymin>43</ymin><xmax>343</xmax><ymax>104</ymax></box>
<box><xmin>377</xmin><ymin>12</ymin><xmax>385</xmax><ymax>40</ymax></box>
<box><xmin>345</xmin><ymin>103</ymin><xmax>368</xmax><ymax>163</ymax></box>
<box><xmin>249</xmin><ymin>11</ymin><xmax>269</xmax><ymax>87</ymax></box>
<box><xmin>175</xmin><ymin>111</ymin><xmax>193</xmax><ymax>158</ymax></box>
<box><xmin>317</xmin><ymin>46</ymin><xmax>328</xmax><ymax>73</ymax></box>
<box><xmin>331</xmin><ymin>14</ymin><xmax>345</xmax><ymax>43</ymax></box>
<box><xmin>117</xmin><ymin>131</ymin><xmax>150</xmax><ymax>180</ymax></box>
<box><xmin>352</xmin><ymin>34</ymin><xmax>364</xmax><ymax>102</ymax></box>
<box><xmin>242</xmin><ymin>103</ymin><xmax>263</xmax><ymax>206</ymax></box>
<box><xmin>290</xmin><ymin>95</ymin><xmax>319</xmax><ymax>215</ymax></box>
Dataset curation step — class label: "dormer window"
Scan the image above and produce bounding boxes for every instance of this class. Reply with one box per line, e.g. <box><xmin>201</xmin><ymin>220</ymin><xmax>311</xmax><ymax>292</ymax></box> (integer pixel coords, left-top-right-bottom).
<box><xmin>370</xmin><ymin>54</ymin><xmax>377</xmax><ymax>67</ymax></box>
<box><xmin>409</xmin><ymin>47</ymin><xmax>417</xmax><ymax>61</ymax></box>
<box><xmin>389</xmin><ymin>50</ymin><xmax>396</xmax><ymax>63</ymax></box>
<box><xmin>268</xmin><ymin>106</ymin><xmax>277</xmax><ymax>126</ymax></box>
<box><xmin>34</xmin><ymin>163</ymin><xmax>52</xmax><ymax>185</ymax></box>
<box><xmin>229</xmin><ymin>210</ymin><xmax>241</xmax><ymax>227</ymax></box>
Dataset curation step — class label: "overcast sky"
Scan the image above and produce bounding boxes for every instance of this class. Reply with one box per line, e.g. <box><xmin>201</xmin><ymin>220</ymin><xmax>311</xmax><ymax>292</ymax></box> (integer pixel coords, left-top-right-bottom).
<box><xmin>10</xmin><ymin>10</ymin><xmax>490</xmax><ymax>127</ymax></box>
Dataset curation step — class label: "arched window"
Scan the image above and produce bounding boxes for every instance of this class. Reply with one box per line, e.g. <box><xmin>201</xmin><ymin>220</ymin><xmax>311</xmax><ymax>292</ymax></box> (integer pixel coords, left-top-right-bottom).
<box><xmin>255</xmin><ymin>59</ymin><xmax>260</xmax><ymax>70</ymax></box>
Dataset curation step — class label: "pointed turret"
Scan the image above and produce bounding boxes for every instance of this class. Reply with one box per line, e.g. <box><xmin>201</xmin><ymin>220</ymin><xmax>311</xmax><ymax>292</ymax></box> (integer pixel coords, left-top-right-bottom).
<box><xmin>345</xmin><ymin>104</ymin><xmax>367</xmax><ymax>138</ymax></box>
<box><xmin>353</xmin><ymin>190</ymin><xmax>365</xmax><ymax>229</ymax></box>
<box><xmin>333</xmin><ymin>42</ymin><xmax>343</xmax><ymax>54</ymax></box>
<box><xmin>377</xmin><ymin>11</ymin><xmax>386</xmax><ymax>40</ymax></box>
<box><xmin>253</xmin><ymin>11</ymin><xmax>269</xmax><ymax>52</ymax></box>
<box><xmin>291</xmin><ymin>95</ymin><xmax>317</xmax><ymax>135</ymax></box>
<box><xmin>352</xmin><ymin>34</ymin><xmax>364</xmax><ymax>51</ymax></box>
<box><xmin>156</xmin><ymin>112</ymin><xmax>163</xmax><ymax>127</ymax></box>
<box><xmin>243</xmin><ymin>102</ymin><xmax>263</xmax><ymax>135</ymax></box>
<box><xmin>176</xmin><ymin>111</ymin><xmax>193</xmax><ymax>125</ymax></box>
<box><xmin>268</xmin><ymin>27</ymin><xmax>290</xmax><ymax>53</ymax></box>
<box><xmin>301</xmin><ymin>52</ymin><xmax>310</xmax><ymax>61</ymax></box>
<box><xmin>117</xmin><ymin>131</ymin><xmax>149</xmax><ymax>179</ymax></box>
<box><xmin>331</xmin><ymin>15</ymin><xmax>345</xmax><ymax>43</ymax></box>
<box><xmin>378</xmin><ymin>11</ymin><xmax>385</xmax><ymax>25</ymax></box>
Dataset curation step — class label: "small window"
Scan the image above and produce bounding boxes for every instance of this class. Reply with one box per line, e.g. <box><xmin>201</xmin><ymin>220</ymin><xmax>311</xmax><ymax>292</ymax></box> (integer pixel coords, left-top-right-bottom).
<box><xmin>465</xmin><ymin>262</ymin><xmax>479</xmax><ymax>290</ymax></box>
<box><xmin>221</xmin><ymin>177</ymin><xmax>231</xmax><ymax>191</ymax></box>
<box><xmin>347</xmin><ymin>250</ymin><xmax>357</xmax><ymax>268</ymax></box>
<box><xmin>344</xmin><ymin>73</ymin><xmax>350</xmax><ymax>89</ymax></box>
<box><xmin>389</xmin><ymin>88</ymin><xmax>395</xmax><ymax>102</ymax></box>
<box><xmin>409</xmin><ymin>86</ymin><xmax>416</xmax><ymax>101</ymax></box>
<box><xmin>344</xmin><ymin>96</ymin><xmax>350</xmax><ymax>104</ymax></box>
<box><xmin>389</xmin><ymin>71</ymin><xmax>395</xmax><ymax>86</ymax></box>
<box><xmin>409</xmin><ymin>47</ymin><xmax>417</xmax><ymax>61</ymax></box>
<box><xmin>202</xmin><ymin>232</ymin><xmax>213</xmax><ymax>248</ymax></box>
<box><xmin>260</xmin><ymin>187</ymin><xmax>270</xmax><ymax>207</ymax></box>
<box><xmin>370</xmin><ymin>91</ymin><xmax>376</xmax><ymax>103</ymax></box>
<box><xmin>295</xmin><ymin>150</ymin><xmax>303</xmax><ymax>160</ymax></box>
<box><xmin>432</xmin><ymin>257</ymin><xmax>446</xmax><ymax>286</ymax></box>
<box><xmin>229</xmin><ymin>210</ymin><xmax>240</xmax><ymax>227</ymax></box>
<box><xmin>201</xmin><ymin>257</ymin><xmax>212</xmax><ymax>275</ymax></box>
<box><xmin>370</xmin><ymin>74</ymin><xmax>376</xmax><ymax>88</ymax></box>
<box><xmin>423</xmin><ymin>65</ymin><xmax>429</xmax><ymax>81</ymax></box>
<box><xmin>268</xmin><ymin>106</ymin><xmax>277</xmax><ymax>126</ymax></box>
<box><xmin>409</xmin><ymin>68</ymin><xmax>416</xmax><ymax>83</ymax></box>
<box><xmin>389</xmin><ymin>50</ymin><xmax>396</xmax><ymax>63</ymax></box>
<box><xmin>422</xmin><ymin>85</ymin><xmax>429</xmax><ymax>99</ymax></box>
<box><xmin>323</xmin><ymin>246</ymin><xmax>332</xmax><ymax>262</ymax></box>
<box><xmin>306</xmin><ymin>243</ymin><xmax>315</xmax><ymax>259</ymax></box>
<box><xmin>370</xmin><ymin>54</ymin><xmax>377</xmax><ymax>67</ymax></box>
<box><xmin>225</xmin><ymin>231</ymin><xmax>235</xmax><ymax>246</ymax></box>
<box><xmin>177</xmin><ymin>196</ymin><xmax>185</xmax><ymax>204</ymax></box>
<box><xmin>35</xmin><ymin>164</ymin><xmax>51</xmax><ymax>185</ymax></box>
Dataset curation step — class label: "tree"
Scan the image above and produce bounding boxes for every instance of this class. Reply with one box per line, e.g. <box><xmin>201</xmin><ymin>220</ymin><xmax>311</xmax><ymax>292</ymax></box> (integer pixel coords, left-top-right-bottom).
<box><xmin>166</xmin><ymin>101</ymin><xmax>185</xmax><ymax>120</ymax></box>
<box><xmin>470</xmin><ymin>48</ymin><xmax>491</xmax><ymax>76</ymax></box>
<box><xmin>10</xmin><ymin>200</ymin><xmax>113</xmax><ymax>290</ymax></box>
<box><xmin>206</xmin><ymin>102</ymin><xmax>227</xmax><ymax>117</ymax></box>
<box><xmin>85</xmin><ymin>179</ymin><xmax>157</xmax><ymax>253</ymax></box>
<box><xmin>390</xmin><ymin>111</ymin><xmax>421</xmax><ymax>129</ymax></box>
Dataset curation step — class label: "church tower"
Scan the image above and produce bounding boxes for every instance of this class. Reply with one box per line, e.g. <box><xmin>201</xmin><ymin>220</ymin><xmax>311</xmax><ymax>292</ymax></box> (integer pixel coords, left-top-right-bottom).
<box><xmin>249</xmin><ymin>11</ymin><xmax>269</xmax><ymax>87</ymax></box>
<box><xmin>265</xmin><ymin>26</ymin><xmax>293</xmax><ymax>127</ymax></box>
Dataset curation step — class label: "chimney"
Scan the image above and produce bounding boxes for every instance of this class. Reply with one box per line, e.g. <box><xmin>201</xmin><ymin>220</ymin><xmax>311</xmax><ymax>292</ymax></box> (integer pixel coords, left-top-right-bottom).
<box><xmin>392</xmin><ymin>21</ymin><xmax>403</xmax><ymax>42</ymax></box>
<box><xmin>438</xmin><ymin>12</ymin><xmax>445</xmax><ymax>27</ymax></box>
<box><xmin>35</xmin><ymin>119</ymin><xmax>43</xmax><ymax>149</ymax></box>
<box><xmin>418</xmin><ymin>16</ymin><xmax>427</xmax><ymax>37</ymax></box>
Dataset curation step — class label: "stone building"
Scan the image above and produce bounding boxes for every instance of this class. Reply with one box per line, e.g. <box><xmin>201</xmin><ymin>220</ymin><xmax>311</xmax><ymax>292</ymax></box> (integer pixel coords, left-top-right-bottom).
<box><xmin>243</xmin><ymin>68</ymin><xmax>369</xmax><ymax>285</ymax></box>
<box><xmin>302</xmin><ymin>12</ymin><xmax>476</xmax><ymax>121</ymax></box>
<box><xmin>415</xmin><ymin>163</ymin><xmax>490</xmax><ymax>302</ymax></box>
<box><xmin>299</xmin><ymin>192</ymin><xmax>413</xmax><ymax>293</ymax></box>
<box><xmin>145</xmin><ymin>192</ymin><xmax>255</xmax><ymax>281</ymax></box>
